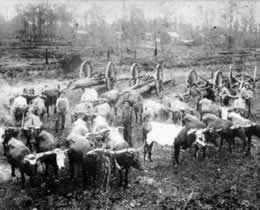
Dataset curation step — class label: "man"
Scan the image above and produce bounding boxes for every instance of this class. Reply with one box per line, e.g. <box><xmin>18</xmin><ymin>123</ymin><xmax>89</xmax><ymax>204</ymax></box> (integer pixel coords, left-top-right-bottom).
<box><xmin>55</xmin><ymin>91</ymin><xmax>70</xmax><ymax>132</ymax></box>
<box><xmin>240</xmin><ymin>82</ymin><xmax>254</xmax><ymax>117</ymax></box>
<box><xmin>183</xmin><ymin>83</ymin><xmax>201</xmax><ymax>108</ymax></box>
<box><xmin>122</xmin><ymin>100</ymin><xmax>136</xmax><ymax>147</ymax></box>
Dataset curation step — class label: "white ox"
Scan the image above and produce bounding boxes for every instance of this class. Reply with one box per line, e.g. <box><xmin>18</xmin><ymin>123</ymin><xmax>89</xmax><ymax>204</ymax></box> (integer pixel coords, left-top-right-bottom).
<box><xmin>143</xmin><ymin>99</ymin><xmax>170</xmax><ymax>122</ymax></box>
<box><xmin>10</xmin><ymin>96</ymin><xmax>28</xmax><ymax>120</ymax></box>
<box><xmin>30</xmin><ymin>96</ymin><xmax>47</xmax><ymax>119</ymax></box>
<box><xmin>66</xmin><ymin>118</ymin><xmax>90</xmax><ymax>144</ymax></box>
<box><xmin>146</xmin><ymin>121</ymin><xmax>183</xmax><ymax>146</ymax></box>
<box><xmin>71</xmin><ymin>118</ymin><xmax>90</xmax><ymax>135</ymax></box>
<box><xmin>162</xmin><ymin>95</ymin><xmax>190</xmax><ymax>112</ymax></box>
<box><xmin>143</xmin><ymin>121</ymin><xmax>183</xmax><ymax>161</ymax></box>
<box><xmin>198</xmin><ymin>98</ymin><xmax>221</xmax><ymax>119</ymax></box>
<box><xmin>80</xmin><ymin>88</ymin><xmax>98</xmax><ymax>103</ymax></box>
<box><xmin>161</xmin><ymin>95</ymin><xmax>193</xmax><ymax>123</ymax></box>
<box><xmin>92</xmin><ymin>115</ymin><xmax>110</xmax><ymax>132</ymax></box>
<box><xmin>94</xmin><ymin>103</ymin><xmax>114</xmax><ymax>124</ymax></box>
<box><xmin>227</xmin><ymin>111</ymin><xmax>255</xmax><ymax>128</ymax></box>
<box><xmin>91</xmin><ymin>115</ymin><xmax>128</xmax><ymax>150</ymax></box>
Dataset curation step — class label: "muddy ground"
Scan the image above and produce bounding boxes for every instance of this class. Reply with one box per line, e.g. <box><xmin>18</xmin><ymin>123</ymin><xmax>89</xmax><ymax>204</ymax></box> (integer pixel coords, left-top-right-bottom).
<box><xmin>0</xmin><ymin>58</ymin><xmax>259</xmax><ymax>209</ymax></box>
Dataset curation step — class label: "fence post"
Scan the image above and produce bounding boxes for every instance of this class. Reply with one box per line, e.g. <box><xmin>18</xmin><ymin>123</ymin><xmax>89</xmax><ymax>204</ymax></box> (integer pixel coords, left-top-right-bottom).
<box><xmin>45</xmin><ymin>48</ymin><xmax>49</xmax><ymax>65</ymax></box>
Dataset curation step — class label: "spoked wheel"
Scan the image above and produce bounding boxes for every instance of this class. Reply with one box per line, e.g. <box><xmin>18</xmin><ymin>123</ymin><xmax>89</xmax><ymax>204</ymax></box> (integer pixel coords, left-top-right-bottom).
<box><xmin>105</xmin><ymin>62</ymin><xmax>117</xmax><ymax>90</ymax></box>
<box><xmin>79</xmin><ymin>60</ymin><xmax>93</xmax><ymax>78</ymax></box>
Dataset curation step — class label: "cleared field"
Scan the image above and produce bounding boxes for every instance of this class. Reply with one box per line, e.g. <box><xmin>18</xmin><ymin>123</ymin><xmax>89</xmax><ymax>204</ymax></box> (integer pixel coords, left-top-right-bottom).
<box><xmin>0</xmin><ymin>62</ymin><xmax>259</xmax><ymax>209</ymax></box>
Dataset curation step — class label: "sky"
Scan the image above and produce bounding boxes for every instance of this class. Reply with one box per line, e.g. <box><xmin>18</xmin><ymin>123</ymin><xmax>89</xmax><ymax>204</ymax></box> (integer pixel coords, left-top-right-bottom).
<box><xmin>0</xmin><ymin>0</ymin><xmax>258</xmax><ymax>28</ymax></box>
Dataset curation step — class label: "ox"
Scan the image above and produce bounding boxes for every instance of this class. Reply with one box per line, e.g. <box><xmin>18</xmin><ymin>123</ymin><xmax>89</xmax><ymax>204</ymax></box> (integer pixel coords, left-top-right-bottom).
<box><xmin>10</xmin><ymin>95</ymin><xmax>28</xmax><ymax>125</ymax></box>
<box><xmin>30</xmin><ymin>96</ymin><xmax>47</xmax><ymax>120</ymax></box>
<box><xmin>197</xmin><ymin>98</ymin><xmax>221</xmax><ymax>120</ymax></box>
<box><xmin>143</xmin><ymin>121</ymin><xmax>183</xmax><ymax>162</ymax></box>
<box><xmin>202</xmin><ymin>113</ymin><xmax>247</xmax><ymax>153</ymax></box>
<box><xmin>41</xmin><ymin>88</ymin><xmax>61</xmax><ymax>116</ymax></box>
<box><xmin>85</xmin><ymin>148</ymin><xmax>143</xmax><ymax>189</ymax></box>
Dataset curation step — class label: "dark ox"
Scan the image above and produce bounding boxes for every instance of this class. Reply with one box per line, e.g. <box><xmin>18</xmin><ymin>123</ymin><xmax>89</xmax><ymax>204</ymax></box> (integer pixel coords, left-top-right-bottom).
<box><xmin>2</xmin><ymin>127</ymin><xmax>21</xmax><ymax>156</ymax></box>
<box><xmin>203</xmin><ymin>116</ymin><xmax>247</xmax><ymax>153</ymax></box>
<box><xmin>4</xmin><ymin>130</ymin><xmax>63</xmax><ymax>187</ymax></box>
<box><xmin>14</xmin><ymin>106</ymin><xmax>28</xmax><ymax>125</ymax></box>
<box><xmin>85</xmin><ymin>148</ymin><xmax>143</xmax><ymax>189</ymax></box>
<box><xmin>67</xmin><ymin>138</ymin><xmax>94</xmax><ymax>184</ymax></box>
<box><xmin>173</xmin><ymin>126</ymin><xmax>218</xmax><ymax>164</ymax></box>
<box><xmin>243</xmin><ymin>124</ymin><xmax>260</xmax><ymax>155</ymax></box>
<box><xmin>41</xmin><ymin>88</ymin><xmax>61</xmax><ymax>116</ymax></box>
<box><xmin>21</xmin><ymin>128</ymin><xmax>41</xmax><ymax>153</ymax></box>
<box><xmin>6</xmin><ymin>138</ymin><xmax>39</xmax><ymax>188</ymax></box>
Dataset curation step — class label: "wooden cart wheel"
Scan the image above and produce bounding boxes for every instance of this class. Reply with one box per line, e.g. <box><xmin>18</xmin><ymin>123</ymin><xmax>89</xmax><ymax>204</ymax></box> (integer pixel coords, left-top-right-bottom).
<box><xmin>187</xmin><ymin>69</ymin><xmax>198</xmax><ymax>87</ymax></box>
<box><xmin>105</xmin><ymin>62</ymin><xmax>117</xmax><ymax>90</ymax></box>
<box><xmin>213</xmin><ymin>70</ymin><xmax>223</xmax><ymax>90</ymax></box>
<box><xmin>130</xmin><ymin>63</ymin><xmax>140</xmax><ymax>86</ymax></box>
<box><xmin>154</xmin><ymin>64</ymin><xmax>163</xmax><ymax>96</ymax></box>
<box><xmin>79</xmin><ymin>60</ymin><xmax>93</xmax><ymax>78</ymax></box>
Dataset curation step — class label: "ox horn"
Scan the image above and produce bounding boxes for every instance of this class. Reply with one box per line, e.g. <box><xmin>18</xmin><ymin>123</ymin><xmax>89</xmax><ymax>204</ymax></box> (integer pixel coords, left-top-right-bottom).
<box><xmin>187</xmin><ymin>128</ymin><xmax>197</xmax><ymax>135</ymax></box>
<box><xmin>216</xmin><ymin>128</ymin><xmax>223</xmax><ymax>132</ymax></box>
<box><xmin>137</xmin><ymin>144</ymin><xmax>145</xmax><ymax>152</ymax></box>
<box><xmin>230</xmin><ymin>125</ymin><xmax>237</xmax><ymax>130</ymax></box>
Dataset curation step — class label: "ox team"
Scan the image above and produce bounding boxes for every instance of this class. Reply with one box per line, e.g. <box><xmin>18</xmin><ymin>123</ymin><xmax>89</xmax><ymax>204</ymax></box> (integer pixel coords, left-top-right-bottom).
<box><xmin>0</xmin><ymin>69</ymin><xmax>258</xmax><ymax>193</ymax></box>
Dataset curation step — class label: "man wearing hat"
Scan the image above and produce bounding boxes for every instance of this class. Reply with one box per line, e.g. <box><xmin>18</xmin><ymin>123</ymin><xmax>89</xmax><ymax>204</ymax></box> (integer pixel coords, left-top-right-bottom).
<box><xmin>55</xmin><ymin>91</ymin><xmax>70</xmax><ymax>132</ymax></box>
<box><xmin>240</xmin><ymin>81</ymin><xmax>254</xmax><ymax>116</ymax></box>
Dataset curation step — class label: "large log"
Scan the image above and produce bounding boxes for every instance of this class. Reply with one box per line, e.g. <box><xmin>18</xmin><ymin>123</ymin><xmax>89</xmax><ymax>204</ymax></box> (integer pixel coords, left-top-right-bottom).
<box><xmin>136</xmin><ymin>79</ymin><xmax>174</xmax><ymax>96</ymax></box>
<box><xmin>70</xmin><ymin>77</ymin><xmax>105</xmax><ymax>90</ymax></box>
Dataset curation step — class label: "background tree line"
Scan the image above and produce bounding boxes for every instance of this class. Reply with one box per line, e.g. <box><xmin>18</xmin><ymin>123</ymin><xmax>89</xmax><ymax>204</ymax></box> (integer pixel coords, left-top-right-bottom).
<box><xmin>0</xmin><ymin>1</ymin><xmax>259</xmax><ymax>57</ymax></box>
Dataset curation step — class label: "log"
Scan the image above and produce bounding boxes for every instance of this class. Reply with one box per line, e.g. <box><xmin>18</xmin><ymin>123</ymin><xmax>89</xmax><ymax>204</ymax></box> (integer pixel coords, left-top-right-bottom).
<box><xmin>134</xmin><ymin>79</ymin><xmax>173</xmax><ymax>96</ymax></box>
<box><xmin>121</xmin><ymin>78</ymin><xmax>154</xmax><ymax>94</ymax></box>
<box><xmin>136</xmin><ymin>82</ymin><xmax>155</xmax><ymax>95</ymax></box>
<box><xmin>70</xmin><ymin>77</ymin><xmax>105</xmax><ymax>90</ymax></box>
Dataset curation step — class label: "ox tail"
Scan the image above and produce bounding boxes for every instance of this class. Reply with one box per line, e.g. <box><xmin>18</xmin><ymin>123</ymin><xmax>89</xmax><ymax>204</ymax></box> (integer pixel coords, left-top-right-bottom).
<box><xmin>173</xmin><ymin>143</ymin><xmax>180</xmax><ymax>165</ymax></box>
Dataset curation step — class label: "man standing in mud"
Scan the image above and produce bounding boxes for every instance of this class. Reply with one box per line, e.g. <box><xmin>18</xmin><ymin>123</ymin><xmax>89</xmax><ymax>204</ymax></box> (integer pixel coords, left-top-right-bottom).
<box><xmin>55</xmin><ymin>91</ymin><xmax>70</xmax><ymax>132</ymax></box>
<box><xmin>122</xmin><ymin>100</ymin><xmax>136</xmax><ymax>147</ymax></box>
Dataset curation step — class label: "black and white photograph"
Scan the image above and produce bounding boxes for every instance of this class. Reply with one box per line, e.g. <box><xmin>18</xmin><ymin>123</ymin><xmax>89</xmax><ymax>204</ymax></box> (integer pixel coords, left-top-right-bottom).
<box><xmin>0</xmin><ymin>0</ymin><xmax>259</xmax><ymax>209</ymax></box>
